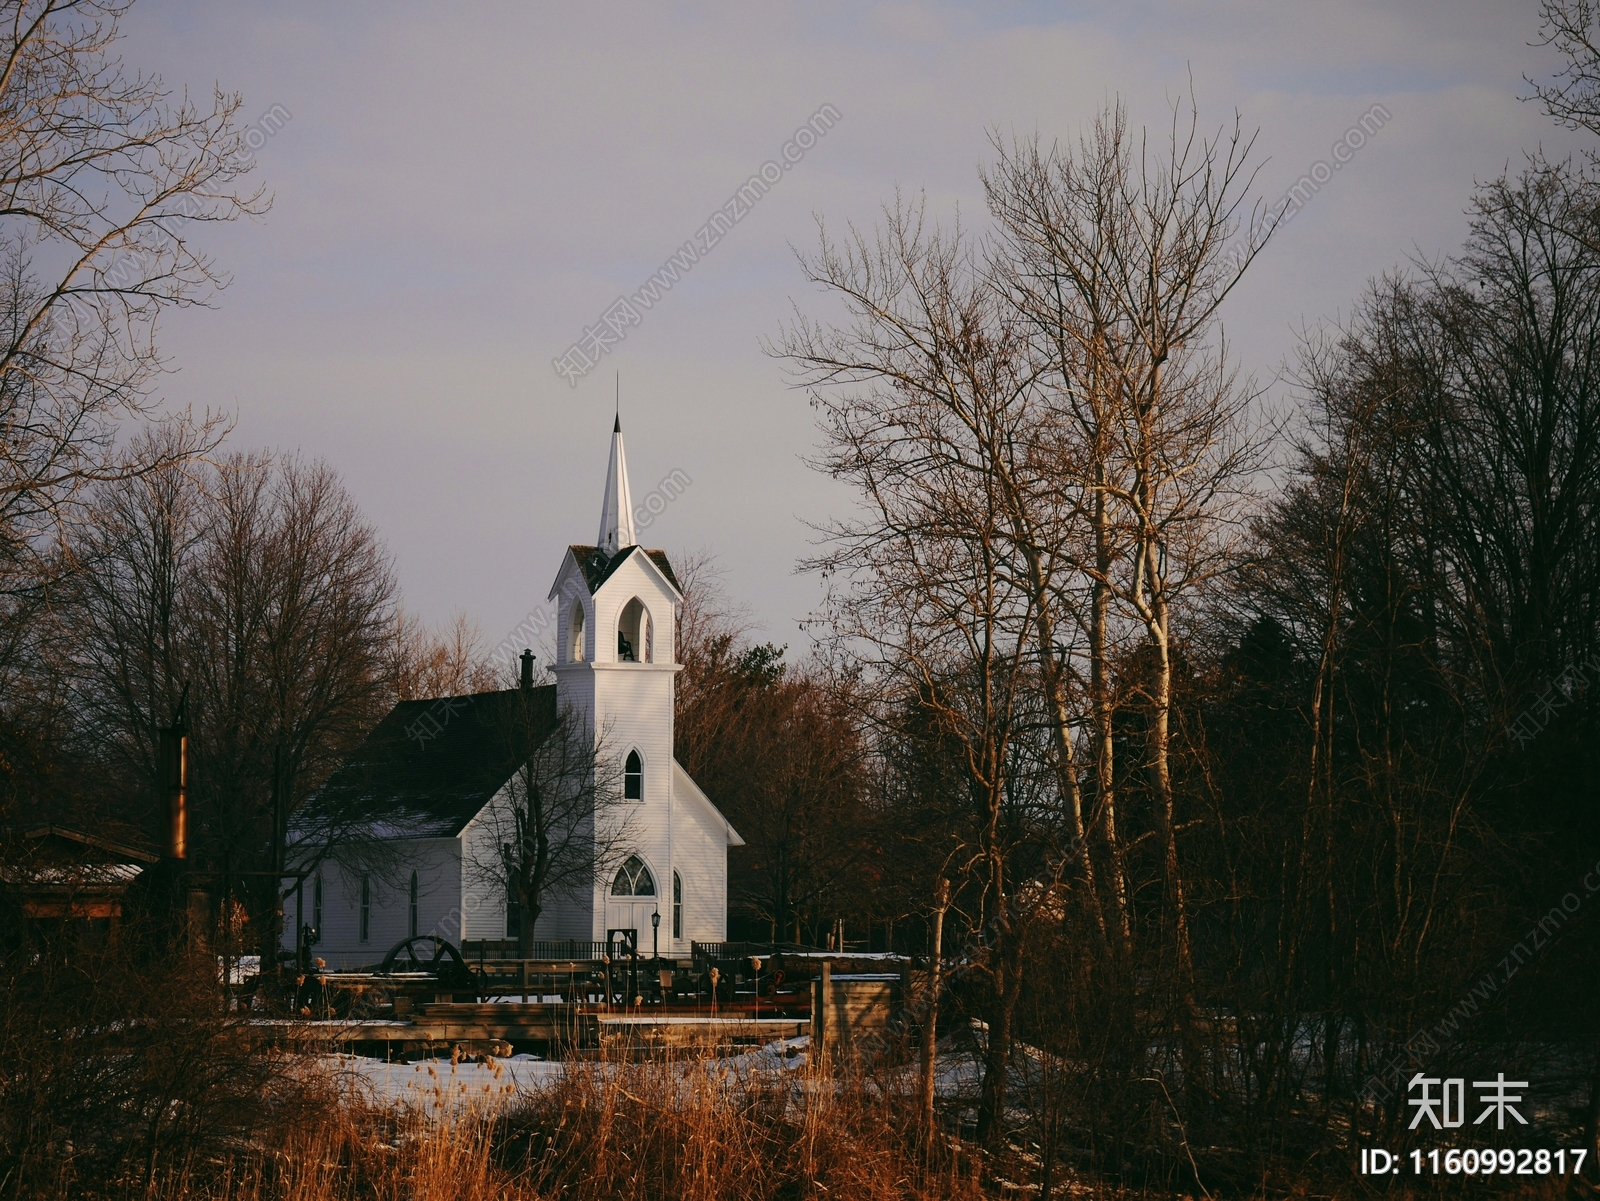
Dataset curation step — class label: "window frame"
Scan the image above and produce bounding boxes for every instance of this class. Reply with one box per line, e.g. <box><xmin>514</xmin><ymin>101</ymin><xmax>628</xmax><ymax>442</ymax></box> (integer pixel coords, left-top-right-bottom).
<box><xmin>624</xmin><ymin>749</ymin><xmax>643</xmax><ymax>801</ymax></box>
<box><xmin>568</xmin><ymin>597</ymin><xmax>586</xmax><ymax>662</ymax></box>
<box><xmin>504</xmin><ymin>844</ymin><xmax>522</xmax><ymax>939</ymax></box>
<box><xmin>617</xmin><ymin>597</ymin><xmax>650</xmax><ymax>663</ymax></box>
<box><xmin>408</xmin><ymin>871</ymin><xmax>419</xmax><ymax>939</ymax></box>
<box><xmin>359</xmin><ymin>874</ymin><xmax>371</xmax><ymax>943</ymax></box>
<box><xmin>673</xmin><ymin>871</ymin><xmax>682</xmax><ymax>940</ymax></box>
<box><xmin>610</xmin><ymin>854</ymin><xmax>656</xmax><ymax>897</ymax></box>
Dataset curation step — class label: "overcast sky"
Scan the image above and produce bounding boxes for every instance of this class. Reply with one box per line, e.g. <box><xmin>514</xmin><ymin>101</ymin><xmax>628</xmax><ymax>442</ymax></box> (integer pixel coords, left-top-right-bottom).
<box><xmin>120</xmin><ymin>0</ymin><xmax>1585</xmax><ymax>659</ymax></box>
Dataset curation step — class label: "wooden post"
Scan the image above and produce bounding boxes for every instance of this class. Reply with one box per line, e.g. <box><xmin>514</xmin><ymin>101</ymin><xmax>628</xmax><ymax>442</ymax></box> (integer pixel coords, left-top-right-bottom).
<box><xmin>817</xmin><ymin>961</ymin><xmax>831</xmax><ymax>1057</ymax></box>
<box><xmin>521</xmin><ymin>959</ymin><xmax>528</xmax><ymax>1004</ymax></box>
<box><xmin>918</xmin><ymin>878</ymin><xmax>949</xmax><ymax>1140</ymax></box>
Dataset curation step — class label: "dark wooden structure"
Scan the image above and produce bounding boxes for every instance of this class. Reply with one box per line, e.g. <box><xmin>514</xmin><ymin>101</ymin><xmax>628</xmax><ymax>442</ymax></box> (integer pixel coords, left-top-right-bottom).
<box><xmin>0</xmin><ymin>825</ymin><xmax>159</xmax><ymax>941</ymax></box>
<box><xmin>811</xmin><ymin>963</ymin><xmax>904</xmax><ymax>1054</ymax></box>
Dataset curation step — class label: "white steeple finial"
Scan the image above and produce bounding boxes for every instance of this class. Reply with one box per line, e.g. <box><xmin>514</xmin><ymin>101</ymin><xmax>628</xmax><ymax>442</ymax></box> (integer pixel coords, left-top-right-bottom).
<box><xmin>596</xmin><ymin>412</ymin><xmax>635</xmax><ymax>556</ymax></box>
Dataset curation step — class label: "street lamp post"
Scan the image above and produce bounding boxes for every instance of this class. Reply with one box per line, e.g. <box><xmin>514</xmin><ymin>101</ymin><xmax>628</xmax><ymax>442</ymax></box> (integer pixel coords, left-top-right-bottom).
<box><xmin>651</xmin><ymin>909</ymin><xmax>662</xmax><ymax>1004</ymax></box>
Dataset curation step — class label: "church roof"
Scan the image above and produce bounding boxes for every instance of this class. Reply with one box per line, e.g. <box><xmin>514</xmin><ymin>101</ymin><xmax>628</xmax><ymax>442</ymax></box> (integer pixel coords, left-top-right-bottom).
<box><xmin>296</xmin><ymin>685</ymin><xmax>559</xmax><ymax>840</ymax></box>
<box><xmin>566</xmin><ymin>544</ymin><xmax>681</xmax><ymax>594</ymax></box>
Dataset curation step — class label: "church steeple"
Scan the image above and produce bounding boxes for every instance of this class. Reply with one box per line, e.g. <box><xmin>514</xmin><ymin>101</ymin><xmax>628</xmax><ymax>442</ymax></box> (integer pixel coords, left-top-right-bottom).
<box><xmin>596</xmin><ymin>414</ymin><xmax>635</xmax><ymax>556</ymax></box>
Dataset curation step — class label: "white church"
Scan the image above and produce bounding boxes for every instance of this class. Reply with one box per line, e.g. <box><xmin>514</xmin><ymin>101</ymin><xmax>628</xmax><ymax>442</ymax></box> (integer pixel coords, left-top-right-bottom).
<box><xmin>289</xmin><ymin>420</ymin><xmax>743</xmax><ymax>969</ymax></box>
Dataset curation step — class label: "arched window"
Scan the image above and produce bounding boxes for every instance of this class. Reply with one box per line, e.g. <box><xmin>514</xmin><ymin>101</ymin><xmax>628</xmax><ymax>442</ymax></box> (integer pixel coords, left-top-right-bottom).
<box><xmin>359</xmin><ymin>874</ymin><xmax>371</xmax><ymax>943</ymax></box>
<box><xmin>618</xmin><ymin>597</ymin><xmax>648</xmax><ymax>662</ymax></box>
<box><xmin>501</xmin><ymin>842</ymin><xmax>523</xmax><ymax>937</ymax></box>
<box><xmin>611</xmin><ymin>854</ymin><xmax>655</xmax><ymax>896</ymax></box>
<box><xmin>673</xmin><ymin>871</ymin><xmax>683</xmax><ymax>939</ymax></box>
<box><xmin>624</xmin><ymin>750</ymin><xmax>643</xmax><ymax>800</ymax></box>
<box><xmin>312</xmin><ymin>871</ymin><xmax>323</xmax><ymax>937</ymax></box>
<box><xmin>568</xmin><ymin>598</ymin><xmax>586</xmax><ymax>662</ymax></box>
<box><xmin>408</xmin><ymin>871</ymin><xmax>419</xmax><ymax>938</ymax></box>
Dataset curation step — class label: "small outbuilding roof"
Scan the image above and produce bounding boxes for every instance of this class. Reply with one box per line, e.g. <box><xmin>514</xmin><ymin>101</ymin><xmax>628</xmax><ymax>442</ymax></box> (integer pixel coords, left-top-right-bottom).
<box><xmin>16</xmin><ymin>824</ymin><xmax>160</xmax><ymax>865</ymax></box>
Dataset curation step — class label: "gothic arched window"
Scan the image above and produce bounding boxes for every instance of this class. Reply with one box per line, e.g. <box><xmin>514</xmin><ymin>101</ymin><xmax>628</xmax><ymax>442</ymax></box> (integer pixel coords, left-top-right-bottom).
<box><xmin>611</xmin><ymin>854</ymin><xmax>655</xmax><ymax>896</ymax></box>
<box><xmin>624</xmin><ymin>750</ymin><xmax>643</xmax><ymax>800</ymax></box>
<box><xmin>618</xmin><ymin>597</ymin><xmax>647</xmax><ymax>662</ymax></box>
<box><xmin>673</xmin><ymin>871</ymin><xmax>683</xmax><ymax>939</ymax></box>
<box><xmin>568</xmin><ymin>598</ymin><xmax>586</xmax><ymax>662</ymax></box>
<box><xmin>408</xmin><ymin>871</ymin><xmax>419</xmax><ymax>938</ymax></box>
<box><xmin>312</xmin><ymin>871</ymin><xmax>322</xmax><ymax>937</ymax></box>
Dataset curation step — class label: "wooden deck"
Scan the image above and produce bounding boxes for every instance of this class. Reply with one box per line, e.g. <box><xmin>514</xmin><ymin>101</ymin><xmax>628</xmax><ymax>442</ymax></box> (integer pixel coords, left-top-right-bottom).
<box><xmin>254</xmin><ymin>1003</ymin><xmax>810</xmax><ymax>1054</ymax></box>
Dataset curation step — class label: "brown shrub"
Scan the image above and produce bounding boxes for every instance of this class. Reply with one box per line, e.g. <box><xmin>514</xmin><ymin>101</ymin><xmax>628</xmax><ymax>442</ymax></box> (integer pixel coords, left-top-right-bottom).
<box><xmin>0</xmin><ymin>928</ymin><xmax>317</xmax><ymax>1200</ymax></box>
<box><xmin>38</xmin><ymin>1047</ymin><xmax>983</xmax><ymax>1201</ymax></box>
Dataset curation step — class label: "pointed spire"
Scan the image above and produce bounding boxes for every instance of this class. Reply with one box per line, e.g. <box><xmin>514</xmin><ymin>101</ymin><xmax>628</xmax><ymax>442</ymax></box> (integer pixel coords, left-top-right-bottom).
<box><xmin>596</xmin><ymin>415</ymin><xmax>635</xmax><ymax>556</ymax></box>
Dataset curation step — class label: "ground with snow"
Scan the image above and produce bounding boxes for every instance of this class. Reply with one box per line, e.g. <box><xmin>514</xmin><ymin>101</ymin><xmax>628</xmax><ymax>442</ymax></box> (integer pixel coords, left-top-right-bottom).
<box><xmin>322</xmin><ymin>1020</ymin><xmax>1028</xmax><ymax>1126</ymax></box>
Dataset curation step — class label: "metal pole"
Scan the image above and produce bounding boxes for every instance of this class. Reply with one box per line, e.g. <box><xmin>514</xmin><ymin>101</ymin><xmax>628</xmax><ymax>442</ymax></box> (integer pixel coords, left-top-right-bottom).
<box><xmin>222</xmin><ymin>858</ymin><xmax>231</xmax><ymax>1013</ymax></box>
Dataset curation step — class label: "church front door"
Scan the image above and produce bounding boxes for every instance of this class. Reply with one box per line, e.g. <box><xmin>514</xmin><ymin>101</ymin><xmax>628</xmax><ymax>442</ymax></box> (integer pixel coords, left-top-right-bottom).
<box><xmin>607</xmin><ymin>855</ymin><xmax>660</xmax><ymax>958</ymax></box>
<box><xmin>606</xmin><ymin>900</ymin><xmax>658</xmax><ymax>953</ymax></box>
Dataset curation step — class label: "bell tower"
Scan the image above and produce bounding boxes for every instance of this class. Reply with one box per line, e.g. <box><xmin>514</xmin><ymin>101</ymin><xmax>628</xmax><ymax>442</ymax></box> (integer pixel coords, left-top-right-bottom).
<box><xmin>547</xmin><ymin>417</ymin><xmax>685</xmax><ymax>944</ymax></box>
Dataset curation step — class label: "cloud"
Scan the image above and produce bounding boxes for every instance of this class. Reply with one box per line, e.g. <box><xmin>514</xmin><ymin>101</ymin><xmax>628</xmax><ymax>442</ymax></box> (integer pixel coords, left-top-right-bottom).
<box><xmin>124</xmin><ymin>0</ymin><xmax>1588</xmax><ymax>643</ymax></box>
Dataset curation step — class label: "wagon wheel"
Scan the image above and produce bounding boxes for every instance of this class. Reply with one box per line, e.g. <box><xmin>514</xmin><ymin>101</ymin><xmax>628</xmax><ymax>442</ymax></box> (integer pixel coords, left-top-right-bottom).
<box><xmin>381</xmin><ymin>935</ymin><xmax>466</xmax><ymax>978</ymax></box>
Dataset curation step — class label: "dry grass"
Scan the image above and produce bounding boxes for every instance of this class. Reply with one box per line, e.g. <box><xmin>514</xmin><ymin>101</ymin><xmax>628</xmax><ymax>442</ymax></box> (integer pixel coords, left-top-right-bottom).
<box><xmin>75</xmin><ymin>1049</ymin><xmax>984</xmax><ymax>1201</ymax></box>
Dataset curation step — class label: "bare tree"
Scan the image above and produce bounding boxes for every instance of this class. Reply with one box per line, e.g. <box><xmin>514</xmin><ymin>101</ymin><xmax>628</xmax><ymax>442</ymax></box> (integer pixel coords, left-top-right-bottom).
<box><xmin>0</xmin><ymin>0</ymin><xmax>262</xmax><ymax>607</ymax></box>
<box><xmin>672</xmin><ymin>567</ymin><xmax>870</xmax><ymax>944</ymax></box>
<box><xmin>1530</xmin><ymin>1</ymin><xmax>1600</xmax><ymax>139</ymax></box>
<box><xmin>0</xmin><ymin>0</ymin><xmax>262</xmax><ymax>829</ymax></box>
<box><xmin>71</xmin><ymin>450</ymin><xmax>399</xmax><ymax>963</ymax></box>
<box><xmin>389</xmin><ymin>611</ymin><xmax>501</xmax><ymax>702</ymax></box>
<box><xmin>466</xmin><ymin>689</ymin><xmax>635</xmax><ymax>958</ymax></box>
<box><xmin>986</xmin><ymin>104</ymin><xmax>1273</xmax><ymax>1017</ymax></box>
<box><xmin>777</xmin><ymin>201</ymin><xmax>1068</xmax><ymax>1143</ymax></box>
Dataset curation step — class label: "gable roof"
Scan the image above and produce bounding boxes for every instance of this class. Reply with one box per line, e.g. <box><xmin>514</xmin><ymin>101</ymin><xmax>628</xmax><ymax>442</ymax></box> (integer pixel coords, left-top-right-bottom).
<box><xmin>14</xmin><ymin>825</ymin><xmax>160</xmax><ymax>866</ymax></box>
<box><xmin>296</xmin><ymin>686</ymin><xmax>559</xmax><ymax>840</ymax></box>
<box><xmin>565</xmin><ymin>544</ymin><xmax>681</xmax><ymax>595</ymax></box>
<box><xmin>672</xmin><ymin>759</ymin><xmax>744</xmax><ymax>847</ymax></box>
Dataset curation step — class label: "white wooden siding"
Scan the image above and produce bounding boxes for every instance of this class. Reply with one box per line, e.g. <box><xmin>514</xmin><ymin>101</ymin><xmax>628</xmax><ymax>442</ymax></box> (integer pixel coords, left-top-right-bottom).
<box><xmin>460</xmin><ymin>781</ymin><xmax>603</xmax><ymax>942</ymax></box>
<box><xmin>672</xmin><ymin>758</ymin><xmax>734</xmax><ymax>948</ymax></box>
<box><xmin>284</xmin><ymin>839</ymin><xmax>461</xmax><ymax>970</ymax></box>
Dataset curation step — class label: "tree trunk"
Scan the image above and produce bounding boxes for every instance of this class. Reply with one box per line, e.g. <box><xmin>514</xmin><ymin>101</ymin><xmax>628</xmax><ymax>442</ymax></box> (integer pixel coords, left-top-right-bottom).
<box><xmin>1092</xmin><ymin>477</ymin><xmax>1132</xmax><ymax>950</ymax></box>
<box><xmin>919</xmin><ymin>878</ymin><xmax>950</xmax><ymax>1142</ymax></box>
<box><xmin>1583</xmin><ymin>1038</ymin><xmax>1600</xmax><ymax>1186</ymax></box>
<box><xmin>1032</xmin><ymin>587</ymin><xmax>1106</xmax><ymax>942</ymax></box>
<box><xmin>975</xmin><ymin>913</ymin><xmax>1025</xmax><ymax>1145</ymax></box>
<box><xmin>1146</xmin><ymin>567</ymin><xmax>1196</xmax><ymax>997</ymax></box>
<box><xmin>1140</xmin><ymin>526</ymin><xmax>1204</xmax><ymax>1114</ymax></box>
<box><xmin>516</xmin><ymin>886</ymin><xmax>543</xmax><ymax>959</ymax></box>
<box><xmin>262</xmin><ymin>748</ymin><xmax>291</xmax><ymax>973</ymax></box>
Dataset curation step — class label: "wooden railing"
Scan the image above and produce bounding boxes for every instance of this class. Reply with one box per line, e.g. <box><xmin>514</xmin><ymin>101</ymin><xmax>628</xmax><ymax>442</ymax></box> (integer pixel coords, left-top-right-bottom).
<box><xmin>485</xmin><ymin>940</ymin><xmax>613</xmax><ymax>961</ymax></box>
<box><xmin>691</xmin><ymin>940</ymin><xmax>825</xmax><ymax>964</ymax></box>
